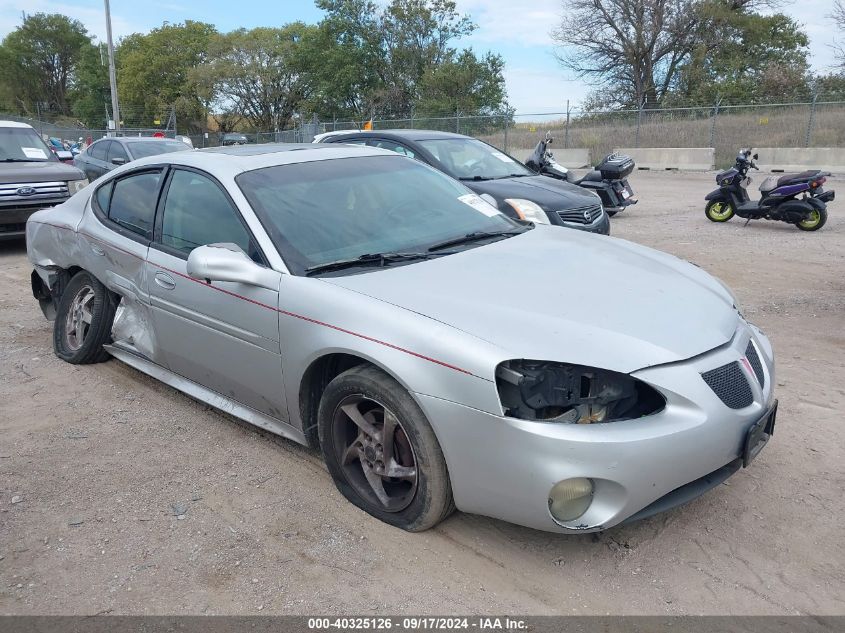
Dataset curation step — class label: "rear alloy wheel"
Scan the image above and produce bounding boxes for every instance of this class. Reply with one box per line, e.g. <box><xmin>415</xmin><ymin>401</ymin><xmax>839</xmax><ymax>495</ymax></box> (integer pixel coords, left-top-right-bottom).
<box><xmin>53</xmin><ymin>271</ymin><xmax>117</xmax><ymax>364</ymax></box>
<box><xmin>705</xmin><ymin>200</ymin><xmax>735</xmax><ymax>222</ymax></box>
<box><xmin>318</xmin><ymin>365</ymin><xmax>454</xmax><ymax>531</ymax></box>
<box><xmin>796</xmin><ymin>208</ymin><xmax>827</xmax><ymax>231</ymax></box>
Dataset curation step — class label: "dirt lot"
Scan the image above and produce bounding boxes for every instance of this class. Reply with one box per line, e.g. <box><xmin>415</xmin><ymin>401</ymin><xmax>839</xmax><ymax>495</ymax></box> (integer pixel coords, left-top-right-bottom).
<box><xmin>1</xmin><ymin>170</ymin><xmax>844</xmax><ymax>616</ymax></box>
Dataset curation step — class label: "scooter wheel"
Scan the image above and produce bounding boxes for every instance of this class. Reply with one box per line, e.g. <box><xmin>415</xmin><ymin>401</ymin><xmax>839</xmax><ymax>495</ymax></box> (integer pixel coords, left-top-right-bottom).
<box><xmin>796</xmin><ymin>208</ymin><xmax>827</xmax><ymax>231</ymax></box>
<box><xmin>705</xmin><ymin>200</ymin><xmax>734</xmax><ymax>222</ymax></box>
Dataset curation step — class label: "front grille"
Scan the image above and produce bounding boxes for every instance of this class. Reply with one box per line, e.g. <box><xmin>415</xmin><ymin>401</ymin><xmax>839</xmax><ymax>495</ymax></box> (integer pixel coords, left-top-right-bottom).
<box><xmin>745</xmin><ymin>341</ymin><xmax>765</xmax><ymax>388</ymax></box>
<box><xmin>0</xmin><ymin>222</ymin><xmax>26</xmax><ymax>234</ymax></box>
<box><xmin>557</xmin><ymin>204</ymin><xmax>603</xmax><ymax>225</ymax></box>
<box><xmin>701</xmin><ymin>362</ymin><xmax>754</xmax><ymax>409</ymax></box>
<box><xmin>0</xmin><ymin>181</ymin><xmax>69</xmax><ymax>204</ymax></box>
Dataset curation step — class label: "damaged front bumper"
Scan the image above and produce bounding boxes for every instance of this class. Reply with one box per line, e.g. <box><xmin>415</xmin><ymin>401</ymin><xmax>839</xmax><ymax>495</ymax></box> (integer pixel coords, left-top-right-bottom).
<box><xmin>415</xmin><ymin>326</ymin><xmax>775</xmax><ymax>533</ymax></box>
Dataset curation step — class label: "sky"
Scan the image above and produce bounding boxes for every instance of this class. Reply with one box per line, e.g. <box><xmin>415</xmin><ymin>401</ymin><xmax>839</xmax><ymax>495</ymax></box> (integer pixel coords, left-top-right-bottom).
<box><xmin>0</xmin><ymin>0</ymin><xmax>841</xmax><ymax>114</ymax></box>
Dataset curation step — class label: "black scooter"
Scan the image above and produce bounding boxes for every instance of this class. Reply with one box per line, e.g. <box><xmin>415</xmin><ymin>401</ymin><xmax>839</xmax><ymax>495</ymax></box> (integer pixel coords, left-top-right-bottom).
<box><xmin>704</xmin><ymin>149</ymin><xmax>835</xmax><ymax>231</ymax></box>
<box><xmin>525</xmin><ymin>133</ymin><xmax>638</xmax><ymax>216</ymax></box>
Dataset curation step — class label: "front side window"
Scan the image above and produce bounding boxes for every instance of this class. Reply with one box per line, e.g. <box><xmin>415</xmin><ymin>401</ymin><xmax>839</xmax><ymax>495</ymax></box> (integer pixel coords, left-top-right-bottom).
<box><xmin>126</xmin><ymin>140</ymin><xmax>190</xmax><ymax>160</ymax></box>
<box><xmin>369</xmin><ymin>139</ymin><xmax>416</xmax><ymax>159</ymax></box>
<box><xmin>160</xmin><ymin>169</ymin><xmax>259</xmax><ymax>260</ymax></box>
<box><xmin>0</xmin><ymin>126</ymin><xmax>56</xmax><ymax>162</ymax></box>
<box><xmin>89</xmin><ymin>140</ymin><xmax>109</xmax><ymax>161</ymax></box>
<box><xmin>417</xmin><ymin>138</ymin><xmax>532</xmax><ymax>180</ymax></box>
<box><xmin>108</xmin><ymin>170</ymin><xmax>162</xmax><ymax>239</ymax></box>
<box><xmin>108</xmin><ymin>142</ymin><xmax>129</xmax><ymax>163</ymax></box>
<box><xmin>237</xmin><ymin>155</ymin><xmax>524</xmax><ymax>275</ymax></box>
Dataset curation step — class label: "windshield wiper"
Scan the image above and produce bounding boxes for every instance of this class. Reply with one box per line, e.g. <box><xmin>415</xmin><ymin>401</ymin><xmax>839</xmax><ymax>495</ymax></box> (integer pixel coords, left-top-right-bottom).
<box><xmin>427</xmin><ymin>229</ymin><xmax>526</xmax><ymax>252</ymax></box>
<box><xmin>305</xmin><ymin>252</ymin><xmax>435</xmax><ymax>276</ymax></box>
<box><xmin>2</xmin><ymin>158</ymin><xmax>46</xmax><ymax>163</ymax></box>
<box><xmin>458</xmin><ymin>175</ymin><xmax>493</xmax><ymax>181</ymax></box>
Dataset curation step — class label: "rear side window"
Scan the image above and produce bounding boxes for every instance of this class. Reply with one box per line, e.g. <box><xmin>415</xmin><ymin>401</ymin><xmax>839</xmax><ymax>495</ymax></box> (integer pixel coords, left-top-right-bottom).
<box><xmin>95</xmin><ymin>181</ymin><xmax>113</xmax><ymax>212</ymax></box>
<box><xmin>108</xmin><ymin>171</ymin><xmax>162</xmax><ymax>239</ymax></box>
<box><xmin>89</xmin><ymin>140</ymin><xmax>108</xmax><ymax>161</ymax></box>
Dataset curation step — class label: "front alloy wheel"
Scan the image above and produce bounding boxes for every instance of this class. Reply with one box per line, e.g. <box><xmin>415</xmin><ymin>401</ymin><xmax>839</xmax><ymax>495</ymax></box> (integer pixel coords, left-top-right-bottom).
<box><xmin>332</xmin><ymin>395</ymin><xmax>418</xmax><ymax>512</ymax></box>
<box><xmin>318</xmin><ymin>365</ymin><xmax>454</xmax><ymax>531</ymax></box>
<box><xmin>705</xmin><ymin>200</ymin><xmax>735</xmax><ymax>222</ymax></box>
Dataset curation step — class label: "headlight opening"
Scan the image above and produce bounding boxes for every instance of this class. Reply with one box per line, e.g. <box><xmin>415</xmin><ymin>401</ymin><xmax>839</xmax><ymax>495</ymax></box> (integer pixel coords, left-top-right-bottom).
<box><xmin>496</xmin><ymin>360</ymin><xmax>665</xmax><ymax>423</ymax></box>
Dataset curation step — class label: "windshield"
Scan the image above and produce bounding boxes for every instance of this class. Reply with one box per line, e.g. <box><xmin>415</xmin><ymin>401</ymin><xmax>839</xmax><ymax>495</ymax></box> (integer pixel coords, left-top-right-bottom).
<box><xmin>0</xmin><ymin>127</ymin><xmax>56</xmax><ymax>162</ymax></box>
<box><xmin>237</xmin><ymin>155</ymin><xmax>525</xmax><ymax>275</ymax></box>
<box><xmin>127</xmin><ymin>140</ymin><xmax>190</xmax><ymax>159</ymax></box>
<box><xmin>417</xmin><ymin>138</ymin><xmax>533</xmax><ymax>180</ymax></box>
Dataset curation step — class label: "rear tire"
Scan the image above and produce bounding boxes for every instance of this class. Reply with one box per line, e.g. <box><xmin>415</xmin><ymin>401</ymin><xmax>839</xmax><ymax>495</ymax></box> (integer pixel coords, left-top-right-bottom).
<box><xmin>705</xmin><ymin>200</ymin><xmax>735</xmax><ymax>222</ymax></box>
<box><xmin>318</xmin><ymin>365</ymin><xmax>454</xmax><ymax>532</ymax></box>
<box><xmin>53</xmin><ymin>271</ymin><xmax>117</xmax><ymax>364</ymax></box>
<box><xmin>796</xmin><ymin>207</ymin><xmax>827</xmax><ymax>231</ymax></box>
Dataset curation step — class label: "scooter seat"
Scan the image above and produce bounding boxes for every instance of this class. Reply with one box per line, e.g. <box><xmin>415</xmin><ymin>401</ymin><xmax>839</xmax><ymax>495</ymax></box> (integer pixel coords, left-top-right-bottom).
<box><xmin>775</xmin><ymin>170</ymin><xmax>822</xmax><ymax>187</ymax></box>
<box><xmin>575</xmin><ymin>170</ymin><xmax>602</xmax><ymax>185</ymax></box>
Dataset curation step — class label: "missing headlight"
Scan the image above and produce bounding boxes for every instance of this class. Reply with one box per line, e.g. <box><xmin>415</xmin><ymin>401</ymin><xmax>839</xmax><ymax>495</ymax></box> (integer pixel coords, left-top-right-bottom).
<box><xmin>496</xmin><ymin>360</ymin><xmax>665</xmax><ymax>423</ymax></box>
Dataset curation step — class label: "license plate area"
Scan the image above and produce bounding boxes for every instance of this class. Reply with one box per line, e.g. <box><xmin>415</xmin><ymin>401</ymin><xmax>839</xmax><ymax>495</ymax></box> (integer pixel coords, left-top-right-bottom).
<box><xmin>743</xmin><ymin>400</ymin><xmax>777</xmax><ymax>467</ymax></box>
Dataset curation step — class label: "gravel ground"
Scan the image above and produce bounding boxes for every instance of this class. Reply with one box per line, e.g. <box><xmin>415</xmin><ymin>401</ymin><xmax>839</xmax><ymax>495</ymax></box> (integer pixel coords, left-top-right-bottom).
<box><xmin>1</xmin><ymin>170</ymin><xmax>843</xmax><ymax>616</ymax></box>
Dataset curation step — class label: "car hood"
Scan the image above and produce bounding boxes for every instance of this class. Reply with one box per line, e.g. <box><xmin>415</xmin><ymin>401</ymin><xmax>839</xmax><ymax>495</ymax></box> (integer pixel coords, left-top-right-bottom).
<box><xmin>0</xmin><ymin>160</ymin><xmax>84</xmax><ymax>184</ymax></box>
<box><xmin>323</xmin><ymin>227</ymin><xmax>740</xmax><ymax>374</ymax></box>
<box><xmin>465</xmin><ymin>175</ymin><xmax>599</xmax><ymax>210</ymax></box>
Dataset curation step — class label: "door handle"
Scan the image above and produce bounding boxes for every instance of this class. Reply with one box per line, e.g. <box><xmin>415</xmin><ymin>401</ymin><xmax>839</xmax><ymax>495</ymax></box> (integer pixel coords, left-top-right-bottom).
<box><xmin>154</xmin><ymin>271</ymin><xmax>176</xmax><ymax>290</ymax></box>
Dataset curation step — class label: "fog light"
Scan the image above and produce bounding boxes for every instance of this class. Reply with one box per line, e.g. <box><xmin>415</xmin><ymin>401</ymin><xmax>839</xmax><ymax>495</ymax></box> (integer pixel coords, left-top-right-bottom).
<box><xmin>548</xmin><ymin>478</ymin><xmax>594</xmax><ymax>522</ymax></box>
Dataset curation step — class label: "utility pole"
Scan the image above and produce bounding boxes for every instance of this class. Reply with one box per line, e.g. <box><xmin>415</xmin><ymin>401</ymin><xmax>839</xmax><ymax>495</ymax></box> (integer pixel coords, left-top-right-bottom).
<box><xmin>104</xmin><ymin>0</ymin><xmax>120</xmax><ymax>135</ymax></box>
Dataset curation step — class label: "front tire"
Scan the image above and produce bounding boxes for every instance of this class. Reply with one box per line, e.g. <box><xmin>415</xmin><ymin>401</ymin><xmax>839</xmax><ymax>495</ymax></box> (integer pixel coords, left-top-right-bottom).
<box><xmin>705</xmin><ymin>200</ymin><xmax>735</xmax><ymax>222</ymax></box>
<box><xmin>796</xmin><ymin>207</ymin><xmax>827</xmax><ymax>231</ymax></box>
<box><xmin>53</xmin><ymin>271</ymin><xmax>117</xmax><ymax>364</ymax></box>
<box><xmin>318</xmin><ymin>365</ymin><xmax>454</xmax><ymax>531</ymax></box>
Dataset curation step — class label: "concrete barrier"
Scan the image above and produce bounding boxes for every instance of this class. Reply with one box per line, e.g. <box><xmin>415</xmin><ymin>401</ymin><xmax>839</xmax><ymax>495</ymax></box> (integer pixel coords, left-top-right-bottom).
<box><xmin>510</xmin><ymin>147</ymin><xmax>591</xmax><ymax>168</ymax></box>
<box><xmin>753</xmin><ymin>148</ymin><xmax>845</xmax><ymax>173</ymax></box>
<box><xmin>614</xmin><ymin>147</ymin><xmax>715</xmax><ymax>171</ymax></box>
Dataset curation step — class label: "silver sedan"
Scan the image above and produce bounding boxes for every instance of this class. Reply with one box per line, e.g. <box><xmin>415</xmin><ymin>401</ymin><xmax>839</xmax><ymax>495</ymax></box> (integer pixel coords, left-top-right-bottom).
<box><xmin>26</xmin><ymin>144</ymin><xmax>777</xmax><ymax>533</ymax></box>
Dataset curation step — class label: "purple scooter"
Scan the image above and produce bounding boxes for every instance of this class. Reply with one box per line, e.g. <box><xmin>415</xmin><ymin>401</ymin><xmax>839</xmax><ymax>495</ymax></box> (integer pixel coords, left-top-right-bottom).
<box><xmin>704</xmin><ymin>148</ymin><xmax>835</xmax><ymax>231</ymax></box>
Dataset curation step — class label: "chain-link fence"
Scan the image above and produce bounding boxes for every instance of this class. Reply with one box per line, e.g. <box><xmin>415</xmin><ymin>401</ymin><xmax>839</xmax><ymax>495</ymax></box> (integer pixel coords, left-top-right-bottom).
<box><xmin>5</xmin><ymin>97</ymin><xmax>844</xmax><ymax>168</ymax></box>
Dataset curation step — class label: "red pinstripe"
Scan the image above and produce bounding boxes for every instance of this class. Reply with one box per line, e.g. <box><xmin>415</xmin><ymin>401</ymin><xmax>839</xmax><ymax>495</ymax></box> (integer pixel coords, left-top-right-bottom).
<box><xmin>31</xmin><ymin>221</ymin><xmax>474</xmax><ymax>376</ymax></box>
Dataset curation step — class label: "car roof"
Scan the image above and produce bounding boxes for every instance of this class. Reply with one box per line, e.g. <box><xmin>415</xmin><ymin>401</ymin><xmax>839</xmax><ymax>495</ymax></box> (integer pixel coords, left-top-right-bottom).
<box><xmin>324</xmin><ymin>129</ymin><xmax>471</xmax><ymax>142</ymax></box>
<box><xmin>123</xmin><ymin>142</ymin><xmax>395</xmax><ymax>178</ymax></box>
<box><xmin>0</xmin><ymin>120</ymin><xmax>37</xmax><ymax>129</ymax></box>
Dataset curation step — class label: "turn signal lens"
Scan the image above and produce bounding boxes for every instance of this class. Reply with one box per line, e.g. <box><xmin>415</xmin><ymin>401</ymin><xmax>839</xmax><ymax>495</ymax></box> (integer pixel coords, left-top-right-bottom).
<box><xmin>548</xmin><ymin>477</ymin><xmax>594</xmax><ymax>522</ymax></box>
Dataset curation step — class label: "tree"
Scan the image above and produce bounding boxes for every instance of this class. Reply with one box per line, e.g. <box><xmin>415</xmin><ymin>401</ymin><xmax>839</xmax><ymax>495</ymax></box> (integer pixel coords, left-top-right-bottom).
<box><xmin>417</xmin><ymin>50</ymin><xmax>506</xmax><ymax>116</ymax></box>
<box><xmin>117</xmin><ymin>21</ymin><xmax>217</xmax><ymax>131</ymax></box>
<box><xmin>311</xmin><ymin>0</ymin><xmax>498</xmax><ymax>119</ymax></box>
<box><xmin>71</xmin><ymin>43</ymin><xmax>111</xmax><ymax>127</ymax></box>
<box><xmin>672</xmin><ymin>10</ymin><xmax>810</xmax><ymax>104</ymax></box>
<box><xmin>0</xmin><ymin>13</ymin><xmax>93</xmax><ymax>115</ymax></box>
<box><xmin>552</xmin><ymin>0</ymin><xmax>709</xmax><ymax>109</ymax></box>
<box><xmin>196</xmin><ymin>23</ymin><xmax>316</xmax><ymax>132</ymax></box>
<box><xmin>834</xmin><ymin>1</ymin><xmax>845</xmax><ymax>67</ymax></box>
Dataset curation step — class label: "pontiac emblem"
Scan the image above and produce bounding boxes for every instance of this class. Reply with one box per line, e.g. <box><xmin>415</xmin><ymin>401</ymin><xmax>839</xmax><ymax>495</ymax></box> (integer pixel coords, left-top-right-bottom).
<box><xmin>16</xmin><ymin>186</ymin><xmax>37</xmax><ymax>196</ymax></box>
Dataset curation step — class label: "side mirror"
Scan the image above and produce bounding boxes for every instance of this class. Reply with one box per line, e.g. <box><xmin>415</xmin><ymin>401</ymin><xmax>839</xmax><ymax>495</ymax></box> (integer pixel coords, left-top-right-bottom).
<box><xmin>186</xmin><ymin>243</ymin><xmax>281</xmax><ymax>291</ymax></box>
<box><xmin>753</xmin><ymin>153</ymin><xmax>759</xmax><ymax>160</ymax></box>
<box><xmin>111</xmin><ymin>157</ymin><xmax>127</xmax><ymax>166</ymax></box>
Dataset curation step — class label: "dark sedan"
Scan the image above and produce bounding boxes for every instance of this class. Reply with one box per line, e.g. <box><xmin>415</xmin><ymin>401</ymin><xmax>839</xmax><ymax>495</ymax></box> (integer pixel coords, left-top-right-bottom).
<box><xmin>315</xmin><ymin>130</ymin><xmax>609</xmax><ymax>234</ymax></box>
<box><xmin>74</xmin><ymin>137</ymin><xmax>191</xmax><ymax>181</ymax></box>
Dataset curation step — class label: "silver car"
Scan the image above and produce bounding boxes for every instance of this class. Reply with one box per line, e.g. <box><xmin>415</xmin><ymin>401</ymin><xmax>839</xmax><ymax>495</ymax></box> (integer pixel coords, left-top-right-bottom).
<box><xmin>26</xmin><ymin>144</ymin><xmax>777</xmax><ymax>533</ymax></box>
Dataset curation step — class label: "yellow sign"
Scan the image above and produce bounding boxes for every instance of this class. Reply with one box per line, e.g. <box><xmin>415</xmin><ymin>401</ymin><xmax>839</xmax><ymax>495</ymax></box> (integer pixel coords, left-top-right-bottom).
<box><xmin>529</xmin><ymin>126</ymin><xmax>536</xmax><ymax>132</ymax></box>
<box><xmin>362</xmin><ymin>120</ymin><xmax>373</xmax><ymax>130</ymax></box>
<box><xmin>153</xmin><ymin>119</ymin><xmax>161</xmax><ymax>125</ymax></box>
<box><xmin>758</xmin><ymin>117</ymin><xmax>769</xmax><ymax>125</ymax></box>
